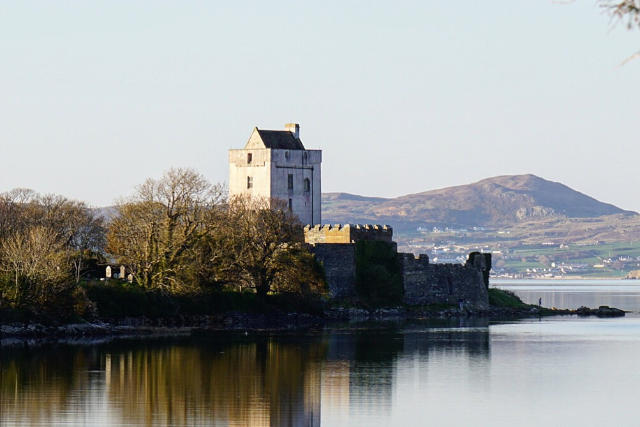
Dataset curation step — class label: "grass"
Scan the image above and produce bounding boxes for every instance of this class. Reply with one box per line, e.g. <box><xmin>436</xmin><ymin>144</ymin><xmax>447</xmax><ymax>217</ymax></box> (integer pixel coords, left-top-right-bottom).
<box><xmin>488</xmin><ymin>288</ymin><xmax>529</xmax><ymax>309</ymax></box>
<box><xmin>488</xmin><ymin>288</ymin><xmax>572</xmax><ymax>316</ymax></box>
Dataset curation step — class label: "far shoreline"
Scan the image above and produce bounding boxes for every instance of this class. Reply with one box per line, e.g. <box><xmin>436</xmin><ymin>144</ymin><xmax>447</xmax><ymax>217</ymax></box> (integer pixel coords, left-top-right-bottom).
<box><xmin>491</xmin><ymin>276</ymin><xmax>637</xmax><ymax>281</ymax></box>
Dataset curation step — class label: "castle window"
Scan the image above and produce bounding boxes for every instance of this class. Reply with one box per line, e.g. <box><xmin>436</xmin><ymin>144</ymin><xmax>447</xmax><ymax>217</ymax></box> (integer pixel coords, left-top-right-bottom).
<box><xmin>285</xmin><ymin>151</ymin><xmax>290</xmax><ymax>161</ymax></box>
<box><xmin>288</xmin><ymin>198</ymin><xmax>292</xmax><ymax>211</ymax></box>
<box><xmin>302</xmin><ymin>152</ymin><xmax>308</xmax><ymax>163</ymax></box>
<box><xmin>304</xmin><ymin>178</ymin><xmax>310</xmax><ymax>192</ymax></box>
<box><xmin>247</xmin><ymin>176</ymin><xmax>253</xmax><ymax>189</ymax></box>
<box><xmin>287</xmin><ymin>174</ymin><xmax>293</xmax><ymax>190</ymax></box>
<box><xmin>247</xmin><ymin>153</ymin><xmax>252</xmax><ymax>164</ymax></box>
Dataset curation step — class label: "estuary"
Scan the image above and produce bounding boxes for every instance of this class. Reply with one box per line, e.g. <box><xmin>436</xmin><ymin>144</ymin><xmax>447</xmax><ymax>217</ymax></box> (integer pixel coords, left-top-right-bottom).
<box><xmin>2</xmin><ymin>281</ymin><xmax>639</xmax><ymax>426</ymax></box>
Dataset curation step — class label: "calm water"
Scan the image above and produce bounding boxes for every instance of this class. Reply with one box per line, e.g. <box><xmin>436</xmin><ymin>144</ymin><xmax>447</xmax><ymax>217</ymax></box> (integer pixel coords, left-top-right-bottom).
<box><xmin>2</xmin><ymin>281</ymin><xmax>640</xmax><ymax>426</ymax></box>
<box><xmin>492</xmin><ymin>278</ymin><xmax>640</xmax><ymax>311</ymax></box>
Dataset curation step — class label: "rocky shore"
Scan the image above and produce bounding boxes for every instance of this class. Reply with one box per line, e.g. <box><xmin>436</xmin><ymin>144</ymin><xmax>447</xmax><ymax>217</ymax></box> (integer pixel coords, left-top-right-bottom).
<box><xmin>0</xmin><ymin>304</ymin><xmax>626</xmax><ymax>341</ymax></box>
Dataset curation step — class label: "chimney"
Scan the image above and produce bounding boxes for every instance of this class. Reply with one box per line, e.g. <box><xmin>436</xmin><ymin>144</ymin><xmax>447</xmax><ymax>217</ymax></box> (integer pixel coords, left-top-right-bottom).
<box><xmin>285</xmin><ymin>123</ymin><xmax>300</xmax><ymax>139</ymax></box>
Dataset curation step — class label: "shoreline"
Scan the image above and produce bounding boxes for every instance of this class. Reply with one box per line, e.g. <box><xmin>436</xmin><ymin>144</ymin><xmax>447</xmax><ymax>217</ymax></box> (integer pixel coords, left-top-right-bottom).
<box><xmin>0</xmin><ymin>304</ymin><xmax>625</xmax><ymax>344</ymax></box>
<box><xmin>492</xmin><ymin>277</ymin><xmax>636</xmax><ymax>281</ymax></box>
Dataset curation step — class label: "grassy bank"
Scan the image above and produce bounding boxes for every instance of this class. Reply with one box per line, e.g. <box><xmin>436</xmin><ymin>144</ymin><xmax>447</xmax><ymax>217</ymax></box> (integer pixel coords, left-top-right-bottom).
<box><xmin>488</xmin><ymin>287</ymin><xmax>577</xmax><ymax>316</ymax></box>
<box><xmin>488</xmin><ymin>288</ymin><xmax>530</xmax><ymax>309</ymax></box>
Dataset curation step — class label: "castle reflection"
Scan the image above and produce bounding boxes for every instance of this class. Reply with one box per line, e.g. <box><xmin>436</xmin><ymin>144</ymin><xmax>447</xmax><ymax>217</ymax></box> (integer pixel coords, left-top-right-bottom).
<box><xmin>0</xmin><ymin>323</ymin><xmax>490</xmax><ymax>426</ymax></box>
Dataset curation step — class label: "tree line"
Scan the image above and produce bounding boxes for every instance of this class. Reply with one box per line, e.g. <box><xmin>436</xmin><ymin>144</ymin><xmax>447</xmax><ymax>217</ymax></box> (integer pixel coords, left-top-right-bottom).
<box><xmin>0</xmin><ymin>168</ymin><xmax>325</xmax><ymax>318</ymax></box>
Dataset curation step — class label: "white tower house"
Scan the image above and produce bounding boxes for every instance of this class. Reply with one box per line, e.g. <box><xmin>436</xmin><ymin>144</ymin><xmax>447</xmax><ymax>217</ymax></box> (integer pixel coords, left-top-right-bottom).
<box><xmin>228</xmin><ymin>123</ymin><xmax>322</xmax><ymax>225</ymax></box>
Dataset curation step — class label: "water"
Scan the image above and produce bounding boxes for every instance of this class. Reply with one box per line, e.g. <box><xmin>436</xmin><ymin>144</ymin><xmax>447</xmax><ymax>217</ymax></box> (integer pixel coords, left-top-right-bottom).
<box><xmin>2</xmin><ymin>281</ymin><xmax>640</xmax><ymax>426</ymax></box>
<box><xmin>492</xmin><ymin>278</ymin><xmax>640</xmax><ymax>311</ymax></box>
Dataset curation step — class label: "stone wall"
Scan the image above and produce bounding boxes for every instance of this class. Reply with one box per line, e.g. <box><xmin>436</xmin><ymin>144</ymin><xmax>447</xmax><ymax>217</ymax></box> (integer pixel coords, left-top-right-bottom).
<box><xmin>399</xmin><ymin>253</ymin><xmax>489</xmax><ymax>310</ymax></box>
<box><xmin>310</xmin><ymin>239</ymin><xmax>490</xmax><ymax>309</ymax></box>
<box><xmin>305</xmin><ymin>224</ymin><xmax>393</xmax><ymax>245</ymax></box>
<box><xmin>309</xmin><ymin>243</ymin><xmax>356</xmax><ymax>298</ymax></box>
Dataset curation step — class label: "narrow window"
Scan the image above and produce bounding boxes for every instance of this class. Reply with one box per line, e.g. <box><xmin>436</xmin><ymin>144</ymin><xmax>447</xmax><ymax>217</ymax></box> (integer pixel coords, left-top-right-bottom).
<box><xmin>287</xmin><ymin>174</ymin><xmax>293</xmax><ymax>190</ymax></box>
<box><xmin>285</xmin><ymin>151</ymin><xmax>290</xmax><ymax>161</ymax></box>
<box><xmin>302</xmin><ymin>152</ymin><xmax>308</xmax><ymax>163</ymax></box>
<box><xmin>247</xmin><ymin>153</ymin><xmax>252</xmax><ymax>164</ymax></box>
<box><xmin>304</xmin><ymin>178</ymin><xmax>310</xmax><ymax>193</ymax></box>
<box><xmin>288</xmin><ymin>198</ymin><xmax>293</xmax><ymax>211</ymax></box>
<box><xmin>247</xmin><ymin>176</ymin><xmax>253</xmax><ymax>189</ymax></box>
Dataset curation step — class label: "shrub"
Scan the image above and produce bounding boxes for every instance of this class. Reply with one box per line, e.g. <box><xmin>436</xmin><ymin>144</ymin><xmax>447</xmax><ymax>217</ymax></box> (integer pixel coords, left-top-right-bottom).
<box><xmin>82</xmin><ymin>281</ymin><xmax>324</xmax><ymax>319</ymax></box>
<box><xmin>355</xmin><ymin>241</ymin><xmax>403</xmax><ymax>307</ymax></box>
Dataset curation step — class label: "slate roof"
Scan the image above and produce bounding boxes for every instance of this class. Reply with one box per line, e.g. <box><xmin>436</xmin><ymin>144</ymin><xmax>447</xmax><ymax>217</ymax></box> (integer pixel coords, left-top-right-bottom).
<box><xmin>256</xmin><ymin>129</ymin><xmax>305</xmax><ymax>150</ymax></box>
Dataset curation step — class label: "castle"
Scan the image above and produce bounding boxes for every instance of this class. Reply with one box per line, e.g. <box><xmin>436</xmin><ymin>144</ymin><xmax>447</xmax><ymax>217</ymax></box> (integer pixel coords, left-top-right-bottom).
<box><xmin>228</xmin><ymin>123</ymin><xmax>322</xmax><ymax>225</ymax></box>
<box><xmin>229</xmin><ymin>124</ymin><xmax>490</xmax><ymax>309</ymax></box>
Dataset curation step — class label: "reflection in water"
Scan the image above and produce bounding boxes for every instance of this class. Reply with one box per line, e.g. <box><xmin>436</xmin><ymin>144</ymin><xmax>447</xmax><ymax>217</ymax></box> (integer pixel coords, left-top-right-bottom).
<box><xmin>0</xmin><ymin>327</ymin><xmax>490</xmax><ymax>426</ymax></box>
<box><xmin>0</xmin><ymin>346</ymin><xmax>84</xmax><ymax>426</ymax></box>
<box><xmin>122</xmin><ymin>337</ymin><xmax>323</xmax><ymax>426</ymax></box>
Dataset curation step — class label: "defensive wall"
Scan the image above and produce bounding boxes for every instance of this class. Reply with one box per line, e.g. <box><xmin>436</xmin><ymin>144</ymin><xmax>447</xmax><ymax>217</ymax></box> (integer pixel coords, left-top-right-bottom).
<box><xmin>304</xmin><ymin>224</ymin><xmax>393</xmax><ymax>244</ymax></box>
<box><xmin>400</xmin><ymin>252</ymin><xmax>490</xmax><ymax>310</ymax></box>
<box><xmin>309</xmin><ymin>243</ymin><xmax>356</xmax><ymax>298</ymax></box>
<box><xmin>306</xmin><ymin>225</ymin><xmax>490</xmax><ymax>309</ymax></box>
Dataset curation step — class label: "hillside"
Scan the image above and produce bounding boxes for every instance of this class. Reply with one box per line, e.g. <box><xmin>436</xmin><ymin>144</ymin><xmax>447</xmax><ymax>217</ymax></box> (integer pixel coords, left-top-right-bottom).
<box><xmin>322</xmin><ymin>174</ymin><xmax>640</xmax><ymax>278</ymax></box>
<box><xmin>323</xmin><ymin>174</ymin><xmax>636</xmax><ymax>229</ymax></box>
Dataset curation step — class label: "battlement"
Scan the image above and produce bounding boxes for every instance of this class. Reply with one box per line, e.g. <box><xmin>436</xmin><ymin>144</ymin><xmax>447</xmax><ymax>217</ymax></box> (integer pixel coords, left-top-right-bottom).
<box><xmin>304</xmin><ymin>223</ymin><xmax>393</xmax><ymax>244</ymax></box>
<box><xmin>398</xmin><ymin>253</ymin><xmax>430</xmax><ymax>268</ymax></box>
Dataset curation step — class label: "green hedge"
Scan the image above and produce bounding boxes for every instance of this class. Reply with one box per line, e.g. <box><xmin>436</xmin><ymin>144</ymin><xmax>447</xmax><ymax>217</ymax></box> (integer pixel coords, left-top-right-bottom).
<box><xmin>82</xmin><ymin>281</ymin><xmax>324</xmax><ymax>319</ymax></box>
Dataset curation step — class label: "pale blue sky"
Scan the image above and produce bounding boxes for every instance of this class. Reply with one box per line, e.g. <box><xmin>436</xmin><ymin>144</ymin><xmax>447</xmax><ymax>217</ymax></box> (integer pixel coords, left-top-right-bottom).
<box><xmin>1</xmin><ymin>1</ymin><xmax>638</xmax><ymax>211</ymax></box>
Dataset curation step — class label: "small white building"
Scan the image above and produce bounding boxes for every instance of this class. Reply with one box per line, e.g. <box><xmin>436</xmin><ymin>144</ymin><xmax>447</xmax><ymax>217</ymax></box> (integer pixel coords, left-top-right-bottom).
<box><xmin>228</xmin><ymin>123</ymin><xmax>322</xmax><ymax>225</ymax></box>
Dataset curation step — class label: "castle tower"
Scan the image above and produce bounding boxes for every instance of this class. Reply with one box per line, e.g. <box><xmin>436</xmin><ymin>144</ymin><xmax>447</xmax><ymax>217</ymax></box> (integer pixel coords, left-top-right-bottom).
<box><xmin>229</xmin><ymin>123</ymin><xmax>322</xmax><ymax>225</ymax></box>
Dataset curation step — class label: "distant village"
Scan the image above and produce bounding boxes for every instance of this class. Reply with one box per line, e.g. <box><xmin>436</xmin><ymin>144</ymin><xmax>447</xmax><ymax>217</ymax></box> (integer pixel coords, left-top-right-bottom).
<box><xmin>400</xmin><ymin>226</ymin><xmax>640</xmax><ymax>279</ymax></box>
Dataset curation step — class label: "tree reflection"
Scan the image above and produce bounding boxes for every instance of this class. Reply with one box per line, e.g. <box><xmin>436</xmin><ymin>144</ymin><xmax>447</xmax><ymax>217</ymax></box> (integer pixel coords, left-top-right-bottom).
<box><xmin>0</xmin><ymin>326</ymin><xmax>490</xmax><ymax>426</ymax></box>
<box><xmin>0</xmin><ymin>345</ymin><xmax>95</xmax><ymax>425</ymax></box>
<box><xmin>101</xmin><ymin>336</ymin><xmax>325</xmax><ymax>426</ymax></box>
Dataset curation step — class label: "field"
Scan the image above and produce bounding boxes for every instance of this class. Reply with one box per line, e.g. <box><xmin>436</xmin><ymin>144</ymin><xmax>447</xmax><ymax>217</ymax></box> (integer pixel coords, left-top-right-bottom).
<box><xmin>396</xmin><ymin>216</ymin><xmax>640</xmax><ymax>278</ymax></box>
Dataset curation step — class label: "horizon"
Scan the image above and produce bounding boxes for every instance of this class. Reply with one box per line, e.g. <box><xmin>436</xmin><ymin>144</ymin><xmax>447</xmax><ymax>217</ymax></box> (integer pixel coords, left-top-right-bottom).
<box><xmin>8</xmin><ymin>171</ymin><xmax>640</xmax><ymax>215</ymax></box>
<box><xmin>1</xmin><ymin>2</ymin><xmax>639</xmax><ymax>211</ymax></box>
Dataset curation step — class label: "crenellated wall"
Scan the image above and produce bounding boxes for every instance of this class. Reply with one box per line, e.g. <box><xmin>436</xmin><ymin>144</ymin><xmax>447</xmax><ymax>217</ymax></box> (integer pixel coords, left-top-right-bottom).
<box><xmin>306</xmin><ymin>224</ymin><xmax>490</xmax><ymax>309</ymax></box>
<box><xmin>304</xmin><ymin>224</ymin><xmax>393</xmax><ymax>244</ymax></box>
<box><xmin>399</xmin><ymin>253</ymin><xmax>489</xmax><ymax>310</ymax></box>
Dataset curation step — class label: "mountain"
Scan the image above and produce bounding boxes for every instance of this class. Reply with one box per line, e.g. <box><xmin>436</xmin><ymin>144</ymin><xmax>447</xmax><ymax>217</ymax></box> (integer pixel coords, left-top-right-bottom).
<box><xmin>322</xmin><ymin>174</ymin><xmax>636</xmax><ymax>229</ymax></box>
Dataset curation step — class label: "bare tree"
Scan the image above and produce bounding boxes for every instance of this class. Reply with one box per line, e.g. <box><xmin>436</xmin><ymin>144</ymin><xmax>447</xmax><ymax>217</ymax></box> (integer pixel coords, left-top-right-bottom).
<box><xmin>600</xmin><ymin>0</ymin><xmax>640</xmax><ymax>29</ymax></box>
<box><xmin>214</xmin><ymin>195</ymin><xmax>324</xmax><ymax>298</ymax></box>
<box><xmin>0</xmin><ymin>189</ymin><xmax>107</xmax><ymax>309</ymax></box>
<box><xmin>0</xmin><ymin>226</ymin><xmax>70</xmax><ymax>306</ymax></box>
<box><xmin>599</xmin><ymin>0</ymin><xmax>640</xmax><ymax>63</ymax></box>
<box><xmin>107</xmin><ymin>168</ymin><xmax>225</xmax><ymax>292</ymax></box>
<box><xmin>68</xmin><ymin>209</ymin><xmax>105</xmax><ymax>283</ymax></box>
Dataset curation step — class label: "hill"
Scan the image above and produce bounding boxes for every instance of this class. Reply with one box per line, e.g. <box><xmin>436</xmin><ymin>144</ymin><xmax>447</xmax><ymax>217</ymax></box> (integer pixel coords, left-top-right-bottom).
<box><xmin>323</xmin><ymin>174</ymin><xmax>640</xmax><ymax>278</ymax></box>
<box><xmin>322</xmin><ymin>174</ymin><xmax>636</xmax><ymax>229</ymax></box>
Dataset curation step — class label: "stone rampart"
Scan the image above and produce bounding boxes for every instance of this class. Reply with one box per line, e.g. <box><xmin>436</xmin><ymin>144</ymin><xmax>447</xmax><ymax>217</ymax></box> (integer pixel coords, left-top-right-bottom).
<box><xmin>309</xmin><ymin>243</ymin><xmax>356</xmax><ymax>298</ymax></box>
<box><xmin>309</xmin><ymin>229</ymin><xmax>490</xmax><ymax>308</ymax></box>
<box><xmin>400</xmin><ymin>253</ymin><xmax>489</xmax><ymax>310</ymax></box>
<box><xmin>304</xmin><ymin>224</ymin><xmax>392</xmax><ymax>245</ymax></box>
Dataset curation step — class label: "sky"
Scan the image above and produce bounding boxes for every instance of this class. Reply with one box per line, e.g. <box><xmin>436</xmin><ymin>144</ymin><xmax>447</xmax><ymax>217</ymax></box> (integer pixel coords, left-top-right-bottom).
<box><xmin>1</xmin><ymin>1</ymin><xmax>639</xmax><ymax>211</ymax></box>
